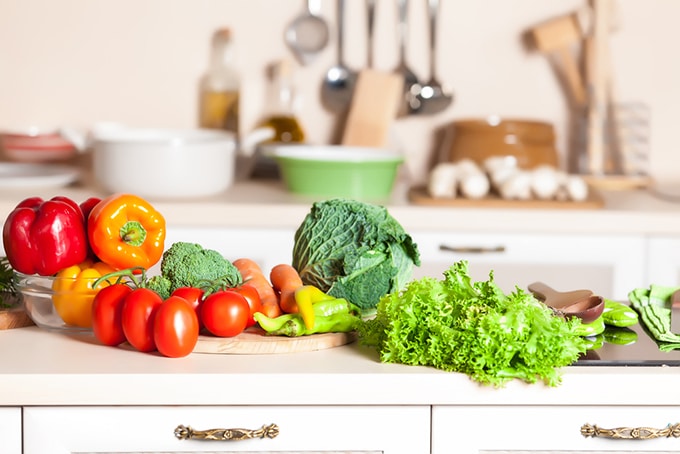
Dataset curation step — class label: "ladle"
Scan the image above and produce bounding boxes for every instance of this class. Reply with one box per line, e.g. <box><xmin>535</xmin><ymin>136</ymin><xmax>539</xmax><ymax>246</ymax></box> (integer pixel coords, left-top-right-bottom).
<box><xmin>285</xmin><ymin>0</ymin><xmax>330</xmax><ymax>66</ymax></box>
<box><xmin>366</xmin><ymin>0</ymin><xmax>376</xmax><ymax>68</ymax></box>
<box><xmin>394</xmin><ymin>0</ymin><xmax>420</xmax><ymax>115</ymax></box>
<box><xmin>412</xmin><ymin>0</ymin><xmax>453</xmax><ymax>115</ymax></box>
<box><xmin>321</xmin><ymin>0</ymin><xmax>357</xmax><ymax>113</ymax></box>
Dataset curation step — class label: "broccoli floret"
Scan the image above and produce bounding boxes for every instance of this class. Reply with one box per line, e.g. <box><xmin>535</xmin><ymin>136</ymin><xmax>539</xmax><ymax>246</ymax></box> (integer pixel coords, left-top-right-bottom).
<box><xmin>159</xmin><ymin>242</ymin><xmax>242</xmax><ymax>294</ymax></box>
<box><xmin>146</xmin><ymin>275</ymin><xmax>172</xmax><ymax>300</ymax></box>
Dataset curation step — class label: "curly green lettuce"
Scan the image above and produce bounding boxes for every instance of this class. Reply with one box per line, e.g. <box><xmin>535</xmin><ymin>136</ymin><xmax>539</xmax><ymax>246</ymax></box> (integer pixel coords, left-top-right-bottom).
<box><xmin>359</xmin><ymin>260</ymin><xmax>587</xmax><ymax>387</ymax></box>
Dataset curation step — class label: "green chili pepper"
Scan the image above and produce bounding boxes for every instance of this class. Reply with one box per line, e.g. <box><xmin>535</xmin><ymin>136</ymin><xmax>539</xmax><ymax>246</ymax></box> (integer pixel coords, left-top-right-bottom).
<box><xmin>254</xmin><ymin>312</ymin><xmax>360</xmax><ymax>337</ymax></box>
<box><xmin>311</xmin><ymin>298</ymin><xmax>361</xmax><ymax>317</ymax></box>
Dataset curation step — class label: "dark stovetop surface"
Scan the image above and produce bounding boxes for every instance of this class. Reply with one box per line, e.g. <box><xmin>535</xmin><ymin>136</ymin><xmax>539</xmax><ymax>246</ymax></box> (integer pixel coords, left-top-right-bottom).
<box><xmin>575</xmin><ymin>322</ymin><xmax>680</xmax><ymax>366</ymax></box>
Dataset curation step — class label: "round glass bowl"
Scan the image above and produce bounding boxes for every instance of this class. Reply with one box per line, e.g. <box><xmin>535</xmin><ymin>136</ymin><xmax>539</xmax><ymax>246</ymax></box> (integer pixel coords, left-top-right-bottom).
<box><xmin>15</xmin><ymin>272</ymin><xmax>105</xmax><ymax>334</ymax></box>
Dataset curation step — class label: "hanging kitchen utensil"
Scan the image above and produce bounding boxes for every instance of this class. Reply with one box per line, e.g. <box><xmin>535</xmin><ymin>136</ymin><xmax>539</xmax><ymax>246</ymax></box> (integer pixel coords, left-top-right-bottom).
<box><xmin>412</xmin><ymin>0</ymin><xmax>453</xmax><ymax>115</ymax></box>
<box><xmin>321</xmin><ymin>0</ymin><xmax>357</xmax><ymax>113</ymax></box>
<box><xmin>394</xmin><ymin>0</ymin><xmax>420</xmax><ymax>115</ymax></box>
<box><xmin>366</xmin><ymin>0</ymin><xmax>376</xmax><ymax>68</ymax></box>
<box><xmin>285</xmin><ymin>0</ymin><xmax>330</xmax><ymax>66</ymax></box>
<box><xmin>528</xmin><ymin>13</ymin><xmax>587</xmax><ymax>109</ymax></box>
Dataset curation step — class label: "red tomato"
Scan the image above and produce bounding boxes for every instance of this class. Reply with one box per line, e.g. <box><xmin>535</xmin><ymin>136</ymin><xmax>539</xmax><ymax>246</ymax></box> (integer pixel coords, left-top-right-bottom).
<box><xmin>201</xmin><ymin>290</ymin><xmax>249</xmax><ymax>337</ymax></box>
<box><xmin>231</xmin><ymin>284</ymin><xmax>262</xmax><ymax>328</ymax></box>
<box><xmin>171</xmin><ymin>287</ymin><xmax>205</xmax><ymax>329</ymax></box>
<box><xmin>154</xmin><ymin>296</ymin><xmax>199</xmax><ymax>358</ymax></box>
<box><xmin>92</xmin><ymin>284</ymin><xmax>133</xmax><ymax>346</ymax></box>
<box><xmin>121</xmin><ymin>288</ymin><xmax>163</xmax><ymax>352</ymax></box>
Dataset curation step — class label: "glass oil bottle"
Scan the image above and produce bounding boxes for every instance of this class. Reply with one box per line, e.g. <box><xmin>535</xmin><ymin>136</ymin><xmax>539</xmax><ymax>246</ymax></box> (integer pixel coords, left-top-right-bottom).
<box><xmin>258</xmin><ymin>59</ymin><xmax>305</xmax><ymax>144</ymax></box>
<box><xmin>199</xmin><ymin>28</ymin><xmax>240</xmax><ymax>134</ymax></box>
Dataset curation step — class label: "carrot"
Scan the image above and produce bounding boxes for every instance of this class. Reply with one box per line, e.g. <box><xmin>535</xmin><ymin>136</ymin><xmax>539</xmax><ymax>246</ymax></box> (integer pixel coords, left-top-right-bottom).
<box><xmin>270</xmin><ymin>263</ymin><xmax>304</xmax><ymax>314</ymax></box>
<box><xmin>233</xmin><ymin>258</ymin><xmax>281</xmax><ymax>318</ymax></box>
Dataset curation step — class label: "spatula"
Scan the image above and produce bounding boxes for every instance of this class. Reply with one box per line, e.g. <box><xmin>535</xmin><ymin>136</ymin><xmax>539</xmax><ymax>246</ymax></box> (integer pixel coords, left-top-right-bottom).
<box><xmin>670</xmin><ymin>289</ymin><xmax>680</xmax><ymax>333</ymax></box>
<box><xmin>528</xmin><ymin>13</ymin><xmax>587</xmax><ymax>109</ymax></box>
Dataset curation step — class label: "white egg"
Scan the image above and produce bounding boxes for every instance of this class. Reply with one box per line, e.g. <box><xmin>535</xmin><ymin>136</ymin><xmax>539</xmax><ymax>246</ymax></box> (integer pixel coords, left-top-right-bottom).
<box><xmin>428</xmin><ymin>163</ymin><xmax>459</xmax><ymax>198</ymax></box>
<box><xmin>483</xmin><ymin>155</ymin><xmax>518</xmax><ymax>174</ymax></box>
<box><xmin>455</xmin><ymin>159</ymin><xmax>483</xmax><ymax>177</ymax></box>
<box><xmin>460</xmin><ymin>172</ymin><xmax>491</xmax><ymax>199</ymax></box>
<box><xmin>530</xmin><ymin>165</ymin><xmax>560</xmax><ymax>199</ymax></box>
<box><xmin>499</xmin><ymin>171</ymin><xmax>532</xmax><ymax>200</ymax></box>
<box><xmin>490</xmin><ymin>166</ymin><xmax>519</xmax><ymax>191</ymax></box>
<box><xmin>565</xmin><ymin>175</ymin><xmax>589</xmax><ymax>201</ymax></box>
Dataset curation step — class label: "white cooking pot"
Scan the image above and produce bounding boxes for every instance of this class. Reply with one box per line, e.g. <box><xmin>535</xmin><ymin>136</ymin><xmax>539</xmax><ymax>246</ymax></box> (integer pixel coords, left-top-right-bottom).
<box><xmin>62</xmin><ymin>124</ymin><xmax>273</xmax><ymax>199</ymax></box>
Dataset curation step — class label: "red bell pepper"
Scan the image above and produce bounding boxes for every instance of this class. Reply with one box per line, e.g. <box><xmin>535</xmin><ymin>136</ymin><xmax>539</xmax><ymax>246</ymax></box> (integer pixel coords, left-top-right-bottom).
<box><xmin>2</xmin><ymin>196</ymin><xmax>88</xmax><ymax>276</ymax></box>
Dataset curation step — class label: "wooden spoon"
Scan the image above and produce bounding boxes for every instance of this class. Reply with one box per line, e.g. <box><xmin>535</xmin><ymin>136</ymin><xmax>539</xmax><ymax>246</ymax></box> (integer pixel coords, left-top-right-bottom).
<box><xmin>527</xmin><ymin>281</ymin><xmax>593</xmax><ymax>309</ymax></box>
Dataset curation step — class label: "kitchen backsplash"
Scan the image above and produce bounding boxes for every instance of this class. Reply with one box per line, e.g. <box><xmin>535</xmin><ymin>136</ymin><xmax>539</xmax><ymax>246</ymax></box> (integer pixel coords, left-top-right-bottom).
<box><xmin>0</xmin><ymin>0</ymin><xmax>676</xmax><ymax>184</ymax></box>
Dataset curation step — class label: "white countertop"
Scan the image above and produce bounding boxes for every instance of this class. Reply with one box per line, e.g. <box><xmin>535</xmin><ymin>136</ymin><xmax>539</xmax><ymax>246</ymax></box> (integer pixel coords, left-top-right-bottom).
<box><xmin>1</xmin><ymin>178</ymin><xmax>680</xmax><ymax>235</ymax></box>
<box><xmin>2</xmin><ymin>179</ymin><xmax>680</xmax><ymax>408</ymax></box>
<box><xmin>2</xmin><ymin>325</ymin><xmax>680</xmax><ymax>407</ymax></box>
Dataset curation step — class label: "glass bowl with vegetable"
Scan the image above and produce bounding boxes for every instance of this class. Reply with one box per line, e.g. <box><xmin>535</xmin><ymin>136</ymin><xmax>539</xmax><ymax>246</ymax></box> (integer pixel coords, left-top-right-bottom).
<box><xmin>15</xmin><ymin>260</ymin><xmax>117</xmax><ymax>333</ymax></box>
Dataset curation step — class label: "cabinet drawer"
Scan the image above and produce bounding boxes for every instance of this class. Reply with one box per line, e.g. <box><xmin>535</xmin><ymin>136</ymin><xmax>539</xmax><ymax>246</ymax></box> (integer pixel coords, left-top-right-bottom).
<box><xmin>24</xmin><ymin>405</ymin><xmax>430</xmax><ymax>453</ymax></box>
<box><xmin>0</xmin><ymin>407</ymin><xmax>21</xmax><ymax>454</ymax></box>
<box><xmin>411</xmin><ymin>231</ymin><xmax>646</xmax><ymax>300</ymax></box>
<box><xmin>433</xmin><ymin>405</ymin><xmax>680</xmax><ymax>453</ymax></box>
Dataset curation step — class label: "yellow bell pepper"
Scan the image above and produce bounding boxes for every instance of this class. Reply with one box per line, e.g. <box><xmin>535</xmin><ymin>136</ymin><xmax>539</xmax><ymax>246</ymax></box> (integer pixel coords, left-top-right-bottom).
<box><xmin>52</xmin><ymin>260</ymin><xmax>116</xmax><ymax>328</ymax></box>
<box><xmin>294</xmin><ymin>285</ymin><xmax>335</xmax><ymax>330</ymax></box>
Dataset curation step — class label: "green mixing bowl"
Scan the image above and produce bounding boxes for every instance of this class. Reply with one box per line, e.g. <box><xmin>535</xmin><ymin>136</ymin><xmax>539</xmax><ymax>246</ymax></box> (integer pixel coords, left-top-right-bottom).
<box><xmin>266</xmin><ymin>145</ymin><xmax>403</xmax><ymax>200</ymax></box>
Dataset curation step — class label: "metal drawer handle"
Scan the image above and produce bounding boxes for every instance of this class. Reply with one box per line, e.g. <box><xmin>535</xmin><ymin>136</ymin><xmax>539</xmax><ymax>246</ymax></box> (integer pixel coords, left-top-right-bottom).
<box><xmin>439</xmin><ymin>244</ymin><xmax>506</xmax><ymax>254</ymax></box>
<box><xmin>581</xmin><ymin>423</ymin><xmax>680</xmax><ymax>440</ymax></box>
<box><xmin>175</xmin><ymin>423</ymin><xmax>279</xmax><ymax>441</ymax></box>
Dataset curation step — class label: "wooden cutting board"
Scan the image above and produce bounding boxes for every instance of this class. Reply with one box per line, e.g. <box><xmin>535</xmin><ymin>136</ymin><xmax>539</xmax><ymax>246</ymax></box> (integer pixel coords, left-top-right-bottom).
<box><xmin>408</xmin><ymin>186</ymin><xmax>604</xmax><ymax>209</ymax></box>
<box><xmin>0</xmin><ymin>306</ymin><xmax>34</xmax><ymax>330</ymax></box>
<box><xmin>193</xmin><ymin>327</ymin><xmax>357</xmax><ymax>355</ymax></box>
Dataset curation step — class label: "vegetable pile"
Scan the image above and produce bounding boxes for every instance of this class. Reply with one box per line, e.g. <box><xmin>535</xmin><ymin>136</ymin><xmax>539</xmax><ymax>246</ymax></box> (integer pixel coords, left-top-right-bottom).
<box><xmin>2</xmin><ymin>191</ymin><xmax>366</xmax><ymax>358</ymax></box>
<box><xmin>292</xmin><ymin>198</ymin><xmax>421</xmax><ymax>313</ymax></box>
<box><xmin>359</xmin><ymin>261</ymin><xmax>588</xmax><ymax>387</ymax></box>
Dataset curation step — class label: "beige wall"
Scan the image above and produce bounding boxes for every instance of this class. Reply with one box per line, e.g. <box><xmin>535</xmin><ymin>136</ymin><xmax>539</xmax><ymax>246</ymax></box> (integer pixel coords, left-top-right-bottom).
<box><xmin>0</xmin><ymin>0</ymin><xmax>677</xmax><ymax>184</ymax></box>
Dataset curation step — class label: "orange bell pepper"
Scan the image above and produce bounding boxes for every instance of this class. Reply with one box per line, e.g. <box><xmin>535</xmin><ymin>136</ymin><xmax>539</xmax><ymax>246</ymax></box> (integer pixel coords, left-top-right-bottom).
<box><xmin>52</xmin><ymin>260</ymin><xmax>116</xmax><ymax>328</ymax></box>
<box><xmin>87</xmin><ymin>194</ymin><xmax>166</xmax><ymax>270</ymax></box>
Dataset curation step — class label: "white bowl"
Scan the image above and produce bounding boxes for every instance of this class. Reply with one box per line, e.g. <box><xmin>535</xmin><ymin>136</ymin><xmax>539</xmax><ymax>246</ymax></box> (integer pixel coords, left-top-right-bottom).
<box><xmin>92</xmin><ymin>128</ymin><xmax>238</xmax><ymax>199</ymax></box>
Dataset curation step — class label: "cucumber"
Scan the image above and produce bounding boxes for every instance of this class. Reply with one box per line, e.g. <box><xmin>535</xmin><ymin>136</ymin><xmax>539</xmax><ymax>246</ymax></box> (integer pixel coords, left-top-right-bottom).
<box><xmin>602</xmin><ymin>299</ymin><xmax>638</xmax><ymax>327</ymax></box>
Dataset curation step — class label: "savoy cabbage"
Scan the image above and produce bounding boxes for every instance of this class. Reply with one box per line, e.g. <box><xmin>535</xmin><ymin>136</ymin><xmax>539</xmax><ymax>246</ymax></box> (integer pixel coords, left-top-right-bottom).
<box><xmin>292</xmin><ymin>199</ymin><xmax>420</xmax><ymax>312</ymax></box>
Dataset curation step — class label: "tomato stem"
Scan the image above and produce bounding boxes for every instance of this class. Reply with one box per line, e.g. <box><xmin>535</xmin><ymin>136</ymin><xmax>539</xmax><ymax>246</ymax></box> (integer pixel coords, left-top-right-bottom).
<box><xmin>92</xmin><ymin>267</ymin><xmax>147</xmax><ymax>289</ymax></box>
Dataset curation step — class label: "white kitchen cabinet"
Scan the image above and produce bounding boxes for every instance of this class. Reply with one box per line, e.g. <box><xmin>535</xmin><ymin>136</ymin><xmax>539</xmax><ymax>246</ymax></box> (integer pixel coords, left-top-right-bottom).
<box><xmin>411</xmin><ymin>231</ymin><xmax>646</xmax><ymax>300</ymax></box>
<box><xmin>163</xmin><ymin>227</ymin><xmax>646</xmax><ymax>300</ymax></box>
<box><xmin>23</xmin><ymin>405</ymin><xmax>430</xmax><ymax>453</ymax></box>
<box><xmin>432</xmin><ymin>405</ymin><xmax>680</xmax><ymax>453</ymax></box>
<box><xmin>0</xmin><ymin>407</ymin><xmax>22</xmax><ymax>454</ymax></box>
<box><xmin>647</xmin><ymin>235</ymin><xmax>680</xmax><ymax>286</ymax></box>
